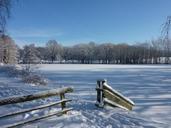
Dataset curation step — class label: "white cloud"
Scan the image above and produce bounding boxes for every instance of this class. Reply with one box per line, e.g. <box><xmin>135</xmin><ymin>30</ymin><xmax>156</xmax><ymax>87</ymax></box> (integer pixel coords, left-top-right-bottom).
<box><xmin>8</xmin><ymin>28</ymin><xmax>63</xmax><ymax>38</ymax></box>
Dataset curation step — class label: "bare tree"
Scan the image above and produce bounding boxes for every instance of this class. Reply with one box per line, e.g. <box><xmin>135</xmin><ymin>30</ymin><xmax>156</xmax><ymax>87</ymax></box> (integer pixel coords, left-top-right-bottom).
<box><xmin>86</xmin><ymin>42</ymin><xmax>96</xmax><ymax>64</ymax></box>
<box><xmin>62</xmin><ymin>47</ymin><xmax>73</xmax><ymax>63</ymax></box>
<box><xmin>23</xmin><ymin>44</ymin><xmax>40</xmax><ymax>64</ymax></box>
<box><xmin>36</xmin><ymin>46</ymin><xmax>48</xmax><ymax>62</ymax></box>
<box><xmin>151</xmin><ymin>39</ymin><xmax>163</xmax><ymax>64</ymax></box>
<box><xmin>72</xmin><ymin>44</ymin><xmax>88</xmax><ymax>64</ymax></box>
<box><xmin>161</xmin><ymin>16</ymin><xmax>171</xmax><ymax>63</ymax></box>
<box><xmin>0</xmin><ymin>0</ymin><xmax>11</xmax><ymax>34</ymax></box>
<box><xmin>46</xmin><ymin>40</ymin><xmax>63</xmax><ymax>63</ymax></box>
<box><xmin>0</xmin><ymin>35</ymin><xmax>18</xmax><ymax>64</ymax></box>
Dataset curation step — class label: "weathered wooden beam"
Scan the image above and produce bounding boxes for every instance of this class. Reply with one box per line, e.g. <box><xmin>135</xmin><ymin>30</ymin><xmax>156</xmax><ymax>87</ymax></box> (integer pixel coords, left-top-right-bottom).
<box><xmin>103</xmin><ymin>89</ymin><xmax>133</xmax><ymax>110</ymax></box>
<box><xmin>0</xmin><ymin>87</ymin><xmax>73</xmax><ymax>106</ymax></box>
<box><xmin>104</xmin><ymin>98</ymin><xmax>129</xmax><ymax>110</ymax></box>
<box><xmin>1</xmin><ymin>108</ymin><xmax>73</xmax><ymax>128</ymax></box>
<box><xmin>0</xmin><ymin>99</ymin><xmax>72</xmax><ymax>119</ymax></box>
<box><xmin>103</xmin><ymin>83</ymin><xmax>134</xmax><ymax>106</ymax></box>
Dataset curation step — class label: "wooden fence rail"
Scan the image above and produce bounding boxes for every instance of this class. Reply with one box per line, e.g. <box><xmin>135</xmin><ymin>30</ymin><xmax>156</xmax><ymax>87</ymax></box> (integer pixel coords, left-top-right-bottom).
<box><xmin>0</xmin><ymin>87</ymin><xmax>73</xmax><ymax>128</ymax></box>
<box><xmin>96</xmin><ymin>79</ymin><xmax>134</xmax><ymax>110</ymax></box>
<box><xmin>0</xmin><ymin>87</ymin><xmax>73</xmax><ymax>106</ymax></box>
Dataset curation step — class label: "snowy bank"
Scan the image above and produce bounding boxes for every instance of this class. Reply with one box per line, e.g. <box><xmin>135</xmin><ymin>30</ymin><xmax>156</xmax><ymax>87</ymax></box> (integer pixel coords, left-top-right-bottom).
<box><xmin>0</xmin><ymin>64</ymin><xmax>171</xmax><ymax>128</ymax></box>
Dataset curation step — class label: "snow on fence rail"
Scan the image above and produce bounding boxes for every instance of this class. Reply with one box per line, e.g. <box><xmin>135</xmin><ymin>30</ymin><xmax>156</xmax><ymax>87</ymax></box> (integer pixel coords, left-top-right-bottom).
<box><xmin>0</xmin><ymin>87</ymin><xmax>73</xmax><ymax>128</ymax></box>
<box><xmin>96</xmin><ymin>79</ymin><xmax>134</xmax><ymax>110</ymax></box>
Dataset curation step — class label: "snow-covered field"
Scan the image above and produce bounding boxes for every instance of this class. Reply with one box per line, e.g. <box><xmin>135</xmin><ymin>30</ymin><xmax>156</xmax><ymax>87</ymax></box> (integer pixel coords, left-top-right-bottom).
<box><xmin>0</xmin><ymin>64</ymin><xmax>171</xmax><ymax>128</ymax></box>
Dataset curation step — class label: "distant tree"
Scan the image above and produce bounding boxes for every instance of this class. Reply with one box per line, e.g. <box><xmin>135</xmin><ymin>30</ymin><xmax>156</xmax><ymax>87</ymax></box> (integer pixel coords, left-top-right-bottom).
<box><xmin>151</xmin><ymin>39</ymin><xmax>163</xmax><ymax>64</ymax></box>
<box><xmin>23</xmin><ymin>44</ymin><xmax>40</xmax><ymax>64</ymax></box>
<box><xmin>62</xmin><ymin>47</ymin><xmax>72</xmax><ymax>62</ymax></box>
<box><xmin>36</xmin><ymin>46</ymin><xmax>48</xmax><ymax>61</ymax></box>
<box><xmin>105</xmin><ymin>43</ymin><xmax>115</xmax><ymax>64</ymax></box>
<box><xmin>72</xmin><ymin>44</ymin><xmax>89</xmax><ymax>64</ymax></box>
<box><xmin>46</xmin><ymin>40</ymin><xmax>63</xmax><ymax>63</ymax></box>
<box><xmin>0</xmin><ymin>35</ymin><xmax>18</xmax><ymax>64</ymax></box>
<box><xmin>86</xmin><ymin>42</ymin><xmax>96</xmax><ymax>64</ymax></box>
<box><xmin>18</xmin><ymin>47</ymin><xmax>24</xmax><ymax>63</ymax></box>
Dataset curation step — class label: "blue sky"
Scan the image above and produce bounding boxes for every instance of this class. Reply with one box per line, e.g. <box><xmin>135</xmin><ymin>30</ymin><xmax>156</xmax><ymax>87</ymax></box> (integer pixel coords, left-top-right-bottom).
<box><xmin>7</xmin><ymin>0</ymin><xmax>171</xmax><ymax>47</ymax></box>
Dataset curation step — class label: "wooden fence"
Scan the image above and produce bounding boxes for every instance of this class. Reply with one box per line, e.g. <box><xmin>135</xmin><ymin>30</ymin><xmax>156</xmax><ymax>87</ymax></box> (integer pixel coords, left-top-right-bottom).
<box><xmin>96</xmin><ymin>79</ymin><xmax>134</xmax><ymax>110</ymax></box>
<box><xmin>0</xmin><ymin>87</ymin><xmax>73</xmax><ymax>128</ymax></box>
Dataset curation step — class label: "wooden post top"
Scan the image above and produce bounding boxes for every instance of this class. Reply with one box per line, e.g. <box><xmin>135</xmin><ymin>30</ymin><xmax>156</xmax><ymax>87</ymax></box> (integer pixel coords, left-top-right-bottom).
<box><xmin>97</xmin><ymin>79</ymin><xmax>107</xmax><ymax>83</ymax></box>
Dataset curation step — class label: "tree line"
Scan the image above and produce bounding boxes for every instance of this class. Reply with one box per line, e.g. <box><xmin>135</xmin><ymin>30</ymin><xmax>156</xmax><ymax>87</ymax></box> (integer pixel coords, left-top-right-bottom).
<box><xmin>18</xmin><ymin>39</ymin><xmax>171</xmax><ymax>64</ymax></box>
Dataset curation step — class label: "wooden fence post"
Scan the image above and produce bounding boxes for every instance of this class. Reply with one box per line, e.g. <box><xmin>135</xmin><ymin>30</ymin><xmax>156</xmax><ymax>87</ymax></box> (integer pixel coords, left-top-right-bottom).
<box><xmin>96</xmin><ymin>79</ymin><xmax>106</xmax><ymax>107</ymax></box>
<box><xmin>60</xmin><ymin>93</ymin><xmax>66</xmax><ymax>110</ymax></box>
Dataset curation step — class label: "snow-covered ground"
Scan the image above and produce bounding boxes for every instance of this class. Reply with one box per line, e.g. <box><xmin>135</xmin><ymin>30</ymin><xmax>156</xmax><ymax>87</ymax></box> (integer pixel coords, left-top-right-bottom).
<box><xmin>0</xmin><ymin>64</ymin><xmax>171</xmax><ymax>128</ymax></box>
